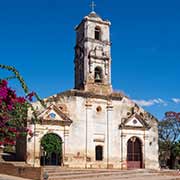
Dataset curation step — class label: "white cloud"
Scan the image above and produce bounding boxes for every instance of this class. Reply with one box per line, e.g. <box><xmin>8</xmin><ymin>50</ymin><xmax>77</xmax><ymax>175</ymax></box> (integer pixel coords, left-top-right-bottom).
<box><xmin>172</xmin><ymin>98</ymin><xmax>180</xmax><ymax>104</ymax></box>
<box><xmin>133</xmin><ymin>98</ymin><xmax>167</xmax><ymax>107</ymax></box>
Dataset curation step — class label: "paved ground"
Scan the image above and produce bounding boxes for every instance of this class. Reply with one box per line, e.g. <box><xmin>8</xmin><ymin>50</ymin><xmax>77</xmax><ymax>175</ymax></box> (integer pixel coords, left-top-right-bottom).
<box><xmin>0</xmin><ymin>174</ymin><xmax>31</xmax><ymax>180</ymax></box>
<box><xmin>1</xmin><ymin>169</ymin><xmax>180</xmax><ymax>180</ymax></box>
<box><xmin>44</xmin><ymin>167</ymin><xmax>180</xmax><ymax>180</ymax></box>
<box><xmin>80</xmin><ymin>176</ymin><xmax>180</xmax><ymax>180</ymax></box>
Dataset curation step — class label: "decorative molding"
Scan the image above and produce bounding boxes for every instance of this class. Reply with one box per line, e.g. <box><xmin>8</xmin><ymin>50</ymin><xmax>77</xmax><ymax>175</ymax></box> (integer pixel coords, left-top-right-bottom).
<box><xmin>84</xmin><ymin>37</ymin><xmax>111</xmax><ymax>46</ymax></box>
<box><xmin>40</xmin><ymin>120</ymin><xmax>72</xmax><ymax>126</ymax></box>
<box><xmin>107</xmin><ymin>100</ymin><xmax>113</xmax><ymax>110</ymax></box>
<box><xmin>85</xmin><ymin>99</ymin><xmax>93</xmax><ymax>108</ymax></box>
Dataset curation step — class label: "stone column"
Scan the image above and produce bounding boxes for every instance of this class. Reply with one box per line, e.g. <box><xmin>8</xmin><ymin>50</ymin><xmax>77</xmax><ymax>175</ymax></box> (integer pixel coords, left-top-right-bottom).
<box><xmin>63</xmin><ymin>126</ymin><xmax>69</xmax><ymax>166</ymax></box>
<box><xmin>144</xmin><ymin>134</ymin><xmax>150</xmax><ymax>169</ymax></box>
<box><xmin>26</xmin><ymin>124</ymin><xmax>41</xmax><ymax>167</ymax></box>
<box><xmin>26</xmin><ymin>124</ymin><xmax>35</xmax><ymax>166</ymax></box>
<box><xmin>85</xmin><ymin>98</ymin><xmax>92</xmax><ymax>168</ymax></box>
<box><xmin>34</xmin><ymin>125</ymin><xmax>41</xmax><ymax>167</ymax></box>
<box><xmin>106</xmin><ymin>100</ymin><xmax>113</xmax><ymax>168</ymax></box>
<box><xmin>120</xmin><ymin>130</ymin><xmax>127</xmax><ymax>170</ymax></box>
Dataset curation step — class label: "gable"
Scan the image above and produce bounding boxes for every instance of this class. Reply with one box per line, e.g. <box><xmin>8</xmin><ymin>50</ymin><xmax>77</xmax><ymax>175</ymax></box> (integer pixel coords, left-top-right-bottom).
<box><xmin>121</xmin><ymin>113</ymin><xmax>150</xmax><ymax>130</ymax></box>
<box><xmin>37</xmin><ymin>104</ymin><xmax>72</xmax><ymax>126</ymax></box>
<box><xmin>125</xmin><ymin>117</ymin><xmax>144</xmax><ymax>127</ymax></box>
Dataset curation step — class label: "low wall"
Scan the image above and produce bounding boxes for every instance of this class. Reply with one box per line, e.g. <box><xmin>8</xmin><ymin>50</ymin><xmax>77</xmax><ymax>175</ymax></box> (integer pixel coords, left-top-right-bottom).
<box><xmin>0</xmin><ymin>162</ymin><xmax>42</xmax><ymax>180</ymax></box>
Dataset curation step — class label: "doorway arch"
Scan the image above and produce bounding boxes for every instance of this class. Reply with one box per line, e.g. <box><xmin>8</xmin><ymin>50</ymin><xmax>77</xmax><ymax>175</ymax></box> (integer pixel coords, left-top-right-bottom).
<box><xmin>127</xmin><ymin>136</ymin><xmax>143</xmax><ymax>169</ymax></box>
<box><xmin>40</xmin><ymin>133</ymin><xmax>62</xmax><ymax>166</ymax></box>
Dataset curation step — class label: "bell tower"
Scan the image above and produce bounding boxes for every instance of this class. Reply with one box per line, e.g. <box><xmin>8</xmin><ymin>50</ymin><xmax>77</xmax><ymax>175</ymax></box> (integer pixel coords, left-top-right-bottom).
<box><xmin>74</xmin><ymin>10</ymin><xmax>112</xmax><ymax>94</ymax></box>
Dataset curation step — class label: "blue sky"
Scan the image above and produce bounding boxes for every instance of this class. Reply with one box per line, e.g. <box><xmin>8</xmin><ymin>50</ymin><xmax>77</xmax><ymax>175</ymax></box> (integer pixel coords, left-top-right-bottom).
<box><xmin>0</xmin><ymin>0</ymin><xmax>180</xmax><ymax>120</ymax></box>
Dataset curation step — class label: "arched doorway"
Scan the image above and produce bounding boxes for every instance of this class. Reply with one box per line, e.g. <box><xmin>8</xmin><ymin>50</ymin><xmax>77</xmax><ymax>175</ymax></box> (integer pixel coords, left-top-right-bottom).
<box><xmin>40</xmin><ymin>133</ymin><xmax>62</xmax><ymax>166</ymax></box>
<box><xmin>127</xmin><ymin>137</ymin><xmax>143</xmax><ymax>169</ymax></box>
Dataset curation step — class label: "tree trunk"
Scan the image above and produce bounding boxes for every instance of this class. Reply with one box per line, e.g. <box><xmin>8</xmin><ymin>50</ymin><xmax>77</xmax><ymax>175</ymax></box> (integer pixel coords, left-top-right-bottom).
<box><xmin>0</xmin><ymin>147</ymin><xmax>4</xmax><ymax>162</ymax></box>
<box><xmin>169</xmin><ymin>151</ymin><xmax>176</xmax><ymax>169</ymax></box>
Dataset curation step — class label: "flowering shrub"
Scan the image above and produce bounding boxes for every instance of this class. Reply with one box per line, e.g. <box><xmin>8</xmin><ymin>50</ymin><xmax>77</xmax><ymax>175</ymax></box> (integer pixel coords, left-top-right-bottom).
<box><xmin>0</xmin><ymin>79</ymin><xmax>34</xmax><ymax>146</ymax></box>
<box><xmin>0</xmin><ymin>64</ymin><xmax>44</xmax><ymax>148</ymax></box>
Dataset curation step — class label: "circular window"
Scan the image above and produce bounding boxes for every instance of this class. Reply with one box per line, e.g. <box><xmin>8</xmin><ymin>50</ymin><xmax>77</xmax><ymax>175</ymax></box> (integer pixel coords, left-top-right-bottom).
<box><xmin>49</xmin><ymin>113</ymin><xmax>56</xmax><ymax>119</ymax></box>
<box><xmin>133</xmin><ymin>119</ymin><xmax>137</xmax><ymax>124</ymax></box>
<box><xmin>96</xmin><ymin>106</ymin><xmax>102</xmax><ymax>113</ymax></box>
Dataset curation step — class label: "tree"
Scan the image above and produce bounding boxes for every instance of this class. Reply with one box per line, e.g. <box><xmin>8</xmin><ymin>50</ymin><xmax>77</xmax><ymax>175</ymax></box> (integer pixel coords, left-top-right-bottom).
<box><xmin>0</xmin><ymin>79</ymin><xmax>33</xmax><ymax>146</ymax></box>
<box><xmin>159</xmin><ymin>112</ymin><xmax>180</xmax><ymax>169</ymax></box>
<box><xmin>0</xmin><ymin>64</ymin><xmax>44</xmax><ymax>147</ymax></box>
<box><xmin>41</xmin><ymin>134</ymin><xmax>62</xmax><ymax>157</ymax></box>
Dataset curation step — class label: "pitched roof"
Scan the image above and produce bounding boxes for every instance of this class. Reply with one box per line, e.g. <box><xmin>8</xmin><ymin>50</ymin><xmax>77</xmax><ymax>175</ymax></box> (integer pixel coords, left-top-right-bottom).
<box><xmin>121</xmin><ymin>113</ymin><xmax>150</xmax><ymax>129</ymax></box>
<box><xmin>38</xmin><ymin>104</ymin><xmax>73</xmax><ymax>125</ymax></box>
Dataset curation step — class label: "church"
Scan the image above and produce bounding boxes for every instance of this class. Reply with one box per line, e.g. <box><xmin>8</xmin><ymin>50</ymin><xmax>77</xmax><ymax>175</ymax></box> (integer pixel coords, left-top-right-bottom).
<box><xmin>22</xmin><ymin>9</ymin><xmax>159</xmax><ymax>170</ymax></box>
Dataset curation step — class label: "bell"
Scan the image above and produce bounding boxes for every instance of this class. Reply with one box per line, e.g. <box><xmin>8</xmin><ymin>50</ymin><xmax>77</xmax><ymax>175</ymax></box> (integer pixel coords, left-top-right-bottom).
<box><xmin>95</xmin><ymin>73</ymin><xmax>101</xmax><ymax>81</ymax></box>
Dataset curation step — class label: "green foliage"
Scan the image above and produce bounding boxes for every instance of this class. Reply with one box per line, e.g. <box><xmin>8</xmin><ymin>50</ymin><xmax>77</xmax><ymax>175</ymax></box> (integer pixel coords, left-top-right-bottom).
<box><xmin>0</xmin><ymin>64</ymin><xmax>46</xmax><ymax>146</ymax></box>
<box><xmin>172</xmin><ymin>141</ymin><xmax>180</xmax><ymax>157</ymax></box>
<box><xmin>3</xmin><ymin>145</ymin><xmax>15</xmax><ymax>153</ymax></box>
<box><xmin>0</xmin><ymin>64</ymin><xmax>29</xmax><ymax>93</ymax></box>
<box><xmin>175</xmin><ymin>163</ymin><xmax>180</xmax><ymax>170</ymax></box>
<box><xmin>0</xmin><ymin>64</ymin><xmax>45</xmax><ymax>108</ymax></box>
<box><xmin>41</xmin><ymin>134</ymin><xmax>62</xmax><ymax>157</ymax></box>
<box><xmin>159</xmin><ymin>115</ymin><xmax>180</xmax><ymax>169</ymax></box>
<box><xmin>0</xmin><ymin>64</ymin><xmax>46</xmax><ymax>122</ymax></box>
<box><xmin>159</xmin><ymin>117</ymin><xmax>180</xmax><ymax>143</ymax></box>
<box><xmin>10</xmin><ymin>102</ymin><xmax>28</xmax><ymax>127</ymax></box>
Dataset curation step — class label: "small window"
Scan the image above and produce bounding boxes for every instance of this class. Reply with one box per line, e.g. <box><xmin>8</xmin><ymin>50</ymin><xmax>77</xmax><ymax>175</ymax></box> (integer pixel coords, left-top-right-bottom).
<box><xmin>96</xmin><ymin>106</ymin><xmax>102</xmax><ymax>113</ymax></box>
<box><xmin>94</xmin><ymin>67</ymin><xmax>103</xmax><ymax>83</ymax></box>
<box><xmin>49</xmin><ymin>113</ymin><xmax>56</xmax><ymax>119</ymax></box>
<box><xmin>95</xmin><ymin>27</ymin><xmax>101</xmax><ymax>40</ymax></box>
<box><xmin>133</xmin><ymin>119</ymin><xmax>137</xmax><ymax>124</ymax></box>
<box><xmin>95</xmin><ymin>145</ymin><xmax>103</xmax><ymax>161</ymax></box>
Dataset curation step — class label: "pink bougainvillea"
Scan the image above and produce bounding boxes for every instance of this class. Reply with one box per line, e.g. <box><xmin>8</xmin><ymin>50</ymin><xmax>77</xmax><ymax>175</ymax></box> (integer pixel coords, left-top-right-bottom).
<box><xmin>0</xmin><ymin>80</ymin><xmax>34</xmax><ymax>146</ymax></box>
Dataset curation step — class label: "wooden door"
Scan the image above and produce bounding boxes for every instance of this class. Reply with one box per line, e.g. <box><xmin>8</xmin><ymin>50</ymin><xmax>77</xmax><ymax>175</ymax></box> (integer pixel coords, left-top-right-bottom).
<box><xmin>127</xmin><ymin>137</ymin><xmax>143</xmax><ymax>169</ymax></box>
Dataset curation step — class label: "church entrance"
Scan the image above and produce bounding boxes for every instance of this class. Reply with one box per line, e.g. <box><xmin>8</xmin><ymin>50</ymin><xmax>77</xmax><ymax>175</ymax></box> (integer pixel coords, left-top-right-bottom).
<box><xmin>127</xmin><ymin>137</ymin><xmax>143</xmax><ymax>169</ymax></box>
<box><xmin>40</xmin><ymin>133</ymin><xmax>62</xmax><ymax>166</ymax></box>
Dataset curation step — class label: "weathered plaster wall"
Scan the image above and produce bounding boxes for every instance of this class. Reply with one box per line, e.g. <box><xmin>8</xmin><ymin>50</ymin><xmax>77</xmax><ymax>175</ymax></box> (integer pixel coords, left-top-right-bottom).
<box><xmin>26</xmin><ymin>93</ymin><xmax>159</xmax><ymax>169</ymax></box>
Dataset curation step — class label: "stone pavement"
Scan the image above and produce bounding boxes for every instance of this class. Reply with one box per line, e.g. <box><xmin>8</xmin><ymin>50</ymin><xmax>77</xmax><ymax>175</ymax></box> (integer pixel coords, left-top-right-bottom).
<box><xmin>43</xmin><ymin>167</ymin><xmax>180</xmax><ymax>180</ymax></box>
<box><xmin>1</xmin><ymin>168</ymin><xmax>180</xmax><ymax>180</ymax></box>
<box><xmin>0</xmin><ymin>174</ymin><xmax>31</xmax><ymax>180</ymax></box>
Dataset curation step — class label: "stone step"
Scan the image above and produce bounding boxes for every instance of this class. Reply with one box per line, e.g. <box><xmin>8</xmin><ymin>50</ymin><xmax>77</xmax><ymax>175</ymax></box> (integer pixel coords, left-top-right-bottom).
<box><xmin>47</xmin><ymin>171</ymin><xmax>158</xmax><ymax>180</ymax></box>
<box><xmin>84</xmin><ymin>175</ymin><xmax>180</xmax><ymax>180</ymax></box>
<box><xmin>47</xmin><ymin>171</ymin><xmax>111</xmax><ymax>175</ymax></box>
<box><xmin>43</xmin><ymin>167</ymin><xmax>121</xmax><ymax>172</ymax></box>
<box><xmin>44</xmin><ymin>169</ymin><xmax>117</xmax><ymax>173</ymax></box>
<box><xmin>44</xmin><ymin>169</ymin><xmax>153</xmax><ymax>175</ymax></box>
<box><xmin>48</xmin><ymin>173</ymin><xmax>157</xmax><ymax>180</ymax></box>
<box><xmin>42</xmin><ymin>168</ymin><xmax>180</xmax><ymax>180</ymax></box>
<box><xmin>46</xmin><ymin>170</ymin><xmax>153</xmax><ymax>176</ymax></box>
<box><xmin>43</xmin><ymin>167</ymin><xmax>153</xmax><ymax>173</ymax></box>
<box><xmin>46</xmin><ymin>168</ymin><xmax>153</xmax><ymax>173</ymax></box>
<box><xmin>44</xmin><ymin>169</ymin><xmax>126</xmax><ymax>173</ymax></box>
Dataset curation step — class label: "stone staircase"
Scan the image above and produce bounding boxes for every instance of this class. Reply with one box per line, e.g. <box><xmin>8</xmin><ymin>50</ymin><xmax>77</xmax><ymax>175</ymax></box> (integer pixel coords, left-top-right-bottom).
<box><xmin>42</xmin><ymin>167</ymin><xmax>180</xmax><ymax>180</ymax></box>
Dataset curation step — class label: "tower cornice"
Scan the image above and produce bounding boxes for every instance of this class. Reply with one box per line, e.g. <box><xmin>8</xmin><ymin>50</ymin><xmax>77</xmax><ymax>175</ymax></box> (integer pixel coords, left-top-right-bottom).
<box><xmin>84</xmin><ymin>37</ymin><xmax>111</xmax><ymax>46</ymax></box>
<box><xmin>84</xmin><ymin>16</ymin><xmax>111</xmax><ymax>26</ymax></box>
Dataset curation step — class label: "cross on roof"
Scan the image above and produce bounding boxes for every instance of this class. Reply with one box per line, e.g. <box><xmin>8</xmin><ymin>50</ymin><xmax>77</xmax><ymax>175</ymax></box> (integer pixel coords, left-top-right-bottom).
<box><xmin>90</xmin><ymin>1</ymin><xmax>96</xmax><ymax>12</ymax></box>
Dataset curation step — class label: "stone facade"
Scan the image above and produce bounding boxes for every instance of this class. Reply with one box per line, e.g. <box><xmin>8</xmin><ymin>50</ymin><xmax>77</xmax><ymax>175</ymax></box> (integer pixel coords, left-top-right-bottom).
<box><xmin>25</xmin><ymin>11</ymin><xmax>159</xmax><ymax>170</ymax></box>
<box><xmin>74</xmin><ymin>12</ymin><xmax>112</xmax><ymax>94</ymax></box>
